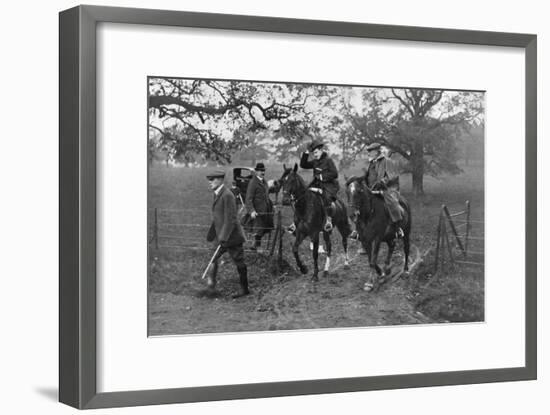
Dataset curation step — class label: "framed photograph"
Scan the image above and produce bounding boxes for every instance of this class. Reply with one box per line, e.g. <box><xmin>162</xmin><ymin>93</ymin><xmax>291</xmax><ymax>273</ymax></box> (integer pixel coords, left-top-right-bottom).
<box><xmin>59</xmin><ymin>5</ymin><xmax>537</xmax><ymax>409</ymax></box>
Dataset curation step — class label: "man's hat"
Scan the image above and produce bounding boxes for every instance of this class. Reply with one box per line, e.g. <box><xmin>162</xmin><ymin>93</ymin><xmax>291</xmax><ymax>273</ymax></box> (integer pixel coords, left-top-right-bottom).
<box><xmin>366</xmin><ymin>142</ymin><xmax>382</xmax><ymax>151</ymax></box>
<box><xmin>206</xmin><ymin>170</ymin><xmax>225</xmax><ymax>180</ymax></box>
<box><xmin>308</xmin><ymin>140</ymin><xmax>324</xmax><ymax>152</ymax></box>
<box><xmin>254</xmin><ymin>162</ymin><xmax>266</xmax><ymax>171</ymax></box>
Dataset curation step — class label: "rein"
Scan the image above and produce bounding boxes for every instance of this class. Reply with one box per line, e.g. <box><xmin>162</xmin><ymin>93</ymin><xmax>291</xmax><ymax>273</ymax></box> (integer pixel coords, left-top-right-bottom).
<box><xmin>349</xmin><ymin>180</ymin><xmax>378</xmax><ymax>219</ymax></box>
<box><xmin>283</xmin><ymin>173</ymin><xmax>321</xmax><ymax>219</ymax></box>
<box><xmin>285</xmin><ymin>190</ymin><xmax>309</xmax><ymax>217</ymax></box>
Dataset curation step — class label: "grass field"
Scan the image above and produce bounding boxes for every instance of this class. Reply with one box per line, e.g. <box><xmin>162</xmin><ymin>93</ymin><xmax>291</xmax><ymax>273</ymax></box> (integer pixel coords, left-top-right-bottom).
<box><xmin>148</xmin><ymin>162</ymin><xmax>484</xmax><ymax>335</ymax></box>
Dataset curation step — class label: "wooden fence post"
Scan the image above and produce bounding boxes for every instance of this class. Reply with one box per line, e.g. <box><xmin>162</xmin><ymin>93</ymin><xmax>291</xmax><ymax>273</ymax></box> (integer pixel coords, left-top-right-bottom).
<box><xmin>277</xmin><ymin>210</ymin><xmax>283</xmax><ymax>266</ymax></box>
<box><xmin>268</xmin><ymin>209</ymin><xmax>279</xmax><ymax>257</ymax></box>
<box><xmin>440</xmin><ymin>217</ymin><xmax>446</xmax><ymax>271</ymax></box>
<box><xmin>443</xmin><ymin>205</ymin><xmax>466</xmax><ymax>257</ymax></box>
<box><xmin>433</xmin><ymin>207</ymin><xmax>444</xmax><ymax>274</ymax></box>
<box><xmin>442</xmin><ymin>217</ymin><xmax>454</xmax><ymax>264</ymax></box>
<box><xmin>154</xmin><ymin>207</ymin><xmax>159</xmax><ymax>250</ymax></box>
<box><xmin>465</xmin><ymin>200</ymin><xmax>471</xmax><ymax>259</ymax></box>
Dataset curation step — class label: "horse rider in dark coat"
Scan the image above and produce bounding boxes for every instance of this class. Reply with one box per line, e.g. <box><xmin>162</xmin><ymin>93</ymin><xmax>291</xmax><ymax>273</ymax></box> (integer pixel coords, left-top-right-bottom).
<box><xmin>363</xmin><ymin>142</ymin><xmax>405</xmax><ymax>239</ymax></box>
<box><xmin>244</xmin><ymin>162</ymin><xmax>274</xmax><ymax>250</ymax></box>
<box><xmin>205</xmin><ymin>170</ymin><xmax>250</xmax><ymax>298</ymax></box>
<box><xmin>299</xmin><ymin>139</ymin><xmax>340</xmax><ymax>232</ymax></box>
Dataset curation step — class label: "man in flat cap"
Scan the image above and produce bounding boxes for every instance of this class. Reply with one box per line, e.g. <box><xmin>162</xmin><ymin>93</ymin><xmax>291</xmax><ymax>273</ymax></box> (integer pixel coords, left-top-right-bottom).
<box><xmin>205</xmin><ymin>170</ymin><xmax>250</xmax><ymax>298</ymax></box>
<box><xmin>244</xmin><ymin>162</ymin><xmax>274</xmax><ymax>251</ymax></box>
<box><xmin>364</xmin><ymin>142</ymin><xmax>404</xmax><ymax>238</ymax></box>
<box><xmin>295</xmin><ymin>139</ymin><xmax>340</xmax><ymax>232</ymax></box>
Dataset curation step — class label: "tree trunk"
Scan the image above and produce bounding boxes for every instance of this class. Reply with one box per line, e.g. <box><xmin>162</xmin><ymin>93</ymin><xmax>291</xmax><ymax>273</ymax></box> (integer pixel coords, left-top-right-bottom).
<box><xmin>412</xmin><ymin>164</ymin><xmax>424</xmax><ymax>196</ymax></box>
<box><xmin>411</xmin><ymin>142</ymin><xmax>425</xmax><ymax>196</ymax></box>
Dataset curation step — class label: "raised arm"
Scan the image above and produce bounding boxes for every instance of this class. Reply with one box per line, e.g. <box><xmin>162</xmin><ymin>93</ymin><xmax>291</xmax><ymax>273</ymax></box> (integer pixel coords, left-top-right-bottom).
<box><xmin>299</xmin><ymin>152</ymin><xmax>314</xmax><ymax>169</ymax></box>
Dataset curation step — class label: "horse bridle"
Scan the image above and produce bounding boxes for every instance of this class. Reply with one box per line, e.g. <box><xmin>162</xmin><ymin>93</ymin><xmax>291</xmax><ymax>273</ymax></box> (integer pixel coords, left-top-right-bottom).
<box><xmin>281</xmin><ymin>173</ymin><xmax>308</xmax><ymax>213</ymax></box>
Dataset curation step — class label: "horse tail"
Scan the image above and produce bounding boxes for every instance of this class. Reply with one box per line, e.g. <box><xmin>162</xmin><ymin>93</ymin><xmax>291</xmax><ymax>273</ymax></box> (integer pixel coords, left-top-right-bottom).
<box><xmin>398</xmin><ymin>196</ymin><xmax>412</xmax><ymax>232</ymax></box>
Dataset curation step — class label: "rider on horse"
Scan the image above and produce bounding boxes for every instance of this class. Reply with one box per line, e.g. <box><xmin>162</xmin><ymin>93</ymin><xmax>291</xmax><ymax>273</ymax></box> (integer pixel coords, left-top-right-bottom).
<box><xmin>363</xmin><ymin>142</ymin><xmax>404</xmax><ymax>239</ymax></box>
<box><xmin>297</xmin><ymin>139</ymin><xmax>340</xmax><ymax>232</ymax></box>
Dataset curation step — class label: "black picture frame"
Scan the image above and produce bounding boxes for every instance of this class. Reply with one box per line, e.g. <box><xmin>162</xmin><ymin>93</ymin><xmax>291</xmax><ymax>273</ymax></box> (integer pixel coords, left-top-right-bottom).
<box><xmin>59</xmin><ymin>5</ymin><xmax>537</xmax><ymax>409</ymax></box>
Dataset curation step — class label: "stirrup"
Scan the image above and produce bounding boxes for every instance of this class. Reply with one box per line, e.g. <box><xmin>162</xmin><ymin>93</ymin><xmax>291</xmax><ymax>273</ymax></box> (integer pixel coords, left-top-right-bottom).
<box><xmin>349</xmin><ymin>230</ymin><xmax>359</xmax><ymax>241</ymax></box>
<box><xmin>286</xmin><ymin>223</ymin><xmax>296</xmax><ymax>234</ymax></box>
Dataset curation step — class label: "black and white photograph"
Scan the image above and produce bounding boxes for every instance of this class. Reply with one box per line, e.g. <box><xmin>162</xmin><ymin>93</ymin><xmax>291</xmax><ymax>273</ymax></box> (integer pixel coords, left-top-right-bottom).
<box><xmin>0</xmin><ymin>0</ymin><xmax>545</xmax><ymax>412</ymax></box>
<box><xmin>147</xmin><ymin>77</ymin><xmax>485</xmax><ymax>336</ymax></box>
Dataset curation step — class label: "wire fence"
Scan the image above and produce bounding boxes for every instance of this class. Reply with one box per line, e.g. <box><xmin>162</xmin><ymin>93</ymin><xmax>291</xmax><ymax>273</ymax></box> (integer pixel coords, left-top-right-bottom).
<box><xmin>433</xmin><ymin>200</ymin><xmax>484</xmax><ymax>273</ymax></box>
<box><xmin>149</xmin><ymin>206</ymin><xmax>286</xmax><ymax>267</ymax></box>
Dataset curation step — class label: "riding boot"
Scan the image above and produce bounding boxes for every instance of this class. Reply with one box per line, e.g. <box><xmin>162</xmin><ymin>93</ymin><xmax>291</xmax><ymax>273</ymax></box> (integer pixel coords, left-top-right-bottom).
<box><xmin>232</xmin><ymin>265</ymin><xmax>250</xmax><ymax>298</ymax></box>
<box><xmin>254</xmin><ymin>234</ymin><xmax>262</xmax><ymax>249</ymax></box>
<box><xmin>250</xmin><ymin>234</ymin><xmax>261</xmax><ymax>251</ymax></box>
<box><xmin>206</xmin><ymin>261</ymin><xmax>218</xmax><ymax>290</ymax></box>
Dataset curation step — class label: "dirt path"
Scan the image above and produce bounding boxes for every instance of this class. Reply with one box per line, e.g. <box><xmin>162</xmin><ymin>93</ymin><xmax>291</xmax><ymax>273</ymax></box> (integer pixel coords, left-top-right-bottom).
<box><xmin>148</xmin><ymin>242</ymin><xmax>432</xmax><ymax>336</ymax></box>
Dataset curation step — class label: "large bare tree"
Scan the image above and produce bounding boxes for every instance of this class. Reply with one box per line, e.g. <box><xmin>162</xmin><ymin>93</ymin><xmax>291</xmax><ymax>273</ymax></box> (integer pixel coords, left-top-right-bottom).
<box><xmin>331</xmin><ymin>88</ymin><xmax>484</xmax><ymax>195</ymax></box>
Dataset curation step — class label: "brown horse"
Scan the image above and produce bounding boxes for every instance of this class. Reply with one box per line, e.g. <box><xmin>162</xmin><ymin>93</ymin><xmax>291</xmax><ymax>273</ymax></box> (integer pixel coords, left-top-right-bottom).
<box><xmin>345</xmin><ymin>176</ymin><xmax>411</xmax><ymax>291</ymax></box>
<box><xmin>281</xmin><ymin>164</ymin><xmax>351</xmax><ymax>281</ymax></box>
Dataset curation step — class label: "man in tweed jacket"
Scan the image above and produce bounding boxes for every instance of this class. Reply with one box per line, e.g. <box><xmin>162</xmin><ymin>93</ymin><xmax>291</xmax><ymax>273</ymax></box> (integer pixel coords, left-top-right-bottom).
<box><xmin>205</xmin><ymin>170</ymin><xmax>249</xmax><ymax>298</ymax></box>
<box><xmin>364</xmin><ymin>142</ymin><xmax>404</xmax><ymax>238</ymax></box>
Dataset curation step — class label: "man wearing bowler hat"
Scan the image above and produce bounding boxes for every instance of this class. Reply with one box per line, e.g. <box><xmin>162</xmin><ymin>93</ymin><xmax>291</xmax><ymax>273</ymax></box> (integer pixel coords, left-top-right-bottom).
<box><xmin>205</xmin><ymin>170</ymin><xmax>249</xmax><ymax>298</ymax></box>
<box><xmin>363</xmin><ymin>142</ymin><xmax>404</xmax><ymax>238</ymax></box>
<box><xmin>297</xmin><ymin>139</ymin><xmax>340</xmax><ymax>232</ymax></box>
<box><xmin>244</xmin><ymin>162</ymin><xmax>274</xmax><ymax>251</ymax></box>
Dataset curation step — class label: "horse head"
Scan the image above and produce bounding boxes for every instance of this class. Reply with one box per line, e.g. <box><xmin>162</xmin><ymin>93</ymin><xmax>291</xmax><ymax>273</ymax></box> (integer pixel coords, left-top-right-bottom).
<box><xmin>345</xmin><ymin>175</ymin><xmax>374</xmax><ymax>222</ymax></box>
<box><xmin>280</xmin><ymin>163</ymin><xmax>305</xmax><ymax>206</ymax></box>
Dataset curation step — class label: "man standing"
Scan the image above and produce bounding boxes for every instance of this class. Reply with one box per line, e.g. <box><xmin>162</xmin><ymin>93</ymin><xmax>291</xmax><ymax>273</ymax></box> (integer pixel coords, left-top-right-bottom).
<box><xmin>205</xmin><ymin>170</ymin><xmax>249</xmax><ymax>298</ymax></box>
<box><xmin>299</xmin><ymin>140</ymin><xmax>340</xmax><ymax>232</ymax></box>
<box><xmin>364</xmin><ymin>142</ymin><xmax>404</xmax><ymax>238</ymax></box>
<box><xmin>245</xmin><ymin>163</ymin><xmax>274</xmax><ymax>251</ymax></box>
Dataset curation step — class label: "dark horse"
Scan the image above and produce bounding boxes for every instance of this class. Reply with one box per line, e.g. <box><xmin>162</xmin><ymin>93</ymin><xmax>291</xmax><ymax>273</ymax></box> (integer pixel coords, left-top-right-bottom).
<box><xmin>281</xmin><ymin>164</ymin><xmax>352</xmax><ymax>281</ymax></box>
<box><xmin>345</xmin><ymin>176</ymin><xmax>411</xmax><ymax>292</ymax></box>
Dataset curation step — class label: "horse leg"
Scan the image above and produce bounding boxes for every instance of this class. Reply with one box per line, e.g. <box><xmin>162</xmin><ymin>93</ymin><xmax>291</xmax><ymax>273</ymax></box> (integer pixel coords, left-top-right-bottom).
<box><xmin>369</xmin><ymin>239</ymin><xmax>383</xmax><ymax>276</ymax></box>
<box><xmin>322</xmin><ymin>231</ymin><xmax>332</xmax><ymax>278</ymax></box>
<box><xmin>311</xmin><ymin>233</ymin><xmax>320</xmax><ymax>282</ymax></box>
<box><xmin>293</xmin><ymin>230</ymin><xmax>308</xmax><ymax>275</ymax></box>
<box><xmin>362</xmin><ymin>239</ymin><xmax>375</xmax><ymax>292</ymax></box>
<box><xmin>367</xmin><ymin>239</ymin><xmax>384</xmax><ymax>292</ymax></box>
<box><xmin>338</xmin><ymin>225</ymin><xmax>350</xmax><ymax>270</ymax></box>
<box><xmin>403</xmin><ymin>232</ymin><xmax>410</xmax><ymax>272</ymax></box>
<box><xmin>384</xmin><ymin>239</ymin><xmax>396</xmax><ymax>276</ymax></box>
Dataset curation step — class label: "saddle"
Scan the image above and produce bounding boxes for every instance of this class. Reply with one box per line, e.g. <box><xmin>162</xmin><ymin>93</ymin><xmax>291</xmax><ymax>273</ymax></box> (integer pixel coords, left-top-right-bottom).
<box><xmin>307</xmin><ymin>187</ymin><xmax>344</xmax><ymax>216</ymax></box>
<box><xmin>382</xmin><ymin>199</ymin><xmax>406</xmax><ymax>221</ymax></box>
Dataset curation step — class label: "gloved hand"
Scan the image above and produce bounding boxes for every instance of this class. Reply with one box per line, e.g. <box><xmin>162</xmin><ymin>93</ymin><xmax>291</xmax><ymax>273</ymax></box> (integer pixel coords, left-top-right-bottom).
<box><xmin>220</xmin><ymin>240</ymin><xmax>229</xmax><ymax>249</ymax></box>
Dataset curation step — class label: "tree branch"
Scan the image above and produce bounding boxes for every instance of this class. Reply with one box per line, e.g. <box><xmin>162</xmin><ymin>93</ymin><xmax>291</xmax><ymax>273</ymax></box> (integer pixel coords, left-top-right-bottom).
<box><xmin>391</xmin><ymin>89</ymin><xmax>414</xmax><ymax>118</ymax></box>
